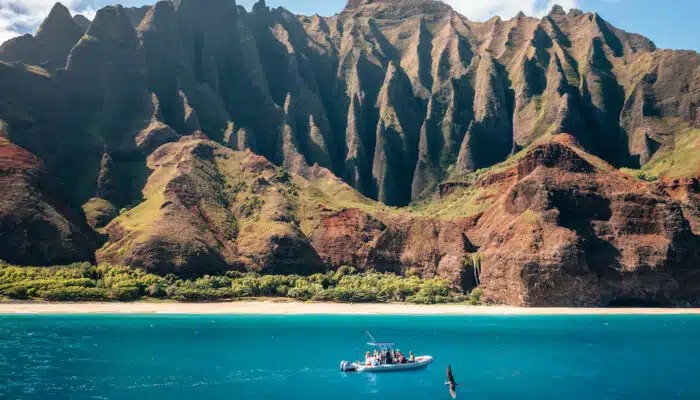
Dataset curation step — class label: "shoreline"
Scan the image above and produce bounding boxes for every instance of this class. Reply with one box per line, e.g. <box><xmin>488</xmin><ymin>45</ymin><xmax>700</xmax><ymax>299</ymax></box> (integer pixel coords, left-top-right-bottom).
<box><xmin>1</xmin><ymin>301</ymin><xmax>700</xmax><ymax>315</ymax></box>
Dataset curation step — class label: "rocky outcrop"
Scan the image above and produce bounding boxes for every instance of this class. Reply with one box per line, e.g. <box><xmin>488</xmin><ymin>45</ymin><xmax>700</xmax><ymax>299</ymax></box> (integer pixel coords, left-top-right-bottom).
<box><xmin>310</xmin><ymin>209</ymin><xmax>479</xmax><ymax>287</ymax></box>
<box><xmin>471</xmin><ymin>140</ymin><xmax>700</xmax><ymax>306</ymax></box>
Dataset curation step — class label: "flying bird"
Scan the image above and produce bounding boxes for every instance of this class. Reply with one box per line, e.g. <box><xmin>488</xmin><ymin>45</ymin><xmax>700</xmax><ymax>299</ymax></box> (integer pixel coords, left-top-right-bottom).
<box><xmin>446</xmin><ymin>364</ymin><xmax>458</xmax><ymax>399</ymax></box>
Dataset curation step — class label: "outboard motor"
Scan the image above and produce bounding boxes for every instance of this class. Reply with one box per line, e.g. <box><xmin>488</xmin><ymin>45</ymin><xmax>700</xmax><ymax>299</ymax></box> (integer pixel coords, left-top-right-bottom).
<box><xmin>340</xmin><ymin>361</ymin><xmax>357</xmax><ymax>372</ymax></box>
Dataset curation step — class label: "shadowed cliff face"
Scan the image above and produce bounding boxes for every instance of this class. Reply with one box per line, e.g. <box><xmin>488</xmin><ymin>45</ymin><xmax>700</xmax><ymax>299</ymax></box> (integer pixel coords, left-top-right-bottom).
<box><xmin>0</xmin><ymin>1</ymin><xmax>698</xmax><ymax>305</ymax></box>
<box><xmin>0</xmin><ymin>132</ymin><xmax>97</xmax><ymax>265</ymax></box>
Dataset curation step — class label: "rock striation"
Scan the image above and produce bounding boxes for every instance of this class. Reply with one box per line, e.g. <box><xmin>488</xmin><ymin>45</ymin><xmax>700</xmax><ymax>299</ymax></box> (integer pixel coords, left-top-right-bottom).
<box><xmin>2</xmin><ymin>0</ymin><xmax>697</xmax><ymax>207</ymax></box>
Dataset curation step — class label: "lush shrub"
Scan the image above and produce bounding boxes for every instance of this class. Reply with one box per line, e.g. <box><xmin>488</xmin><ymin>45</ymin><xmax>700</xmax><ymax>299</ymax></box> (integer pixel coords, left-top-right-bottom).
<box><xmin>632</xmin><ymin>170</ymin><xmax>658</xmax><ymax>182</ymax></box>
<box><xmin>313</xmin><ymin>287</ymin><xmax>380</xmax><ymax>303</ymax></box>
<box><xmin>230</xmin><ymin>282</ymin><xmax>256</xmax><ymax>298</ymax></box>
<box><xmin>258</xmin><ymin>275</ymin><xmax>296</xmax><ymax>296</ymax></box>
<box><xmin>109</xmin><ymin>286</ymin><xmax>141</xmax><ymax>301</ymax></box>
<box><xmin>288</xmin><ymin>284</ymin><xmax>322</xmax><ymax>301</ymax></box>
<box><xmin>406</xmin><ymin>278</ymin><xmax>456</xmax><ymax>304</ymax></box>
<box><xmin>276</xmin><ymin>285</ymin><xmax>290</xmax><ymax>297</ymax></box>
<box><xmin>147</xmin><ymin>283</ymin><xmax>166</xmax><ymax>298</ymax></box>
<box><xmin>3</xmin><ymin>285</ymin><xmax>29</xmax><ymax>300</ymax></box>
<box><xmin>0</xmin><ymin>278</ymin><xmax>97</xmax><ymax>298</ymax></box>
<box><xmin>40</xmin><ymin>287</ymin><xmax>109</xmax><ymax>302</ymax></box>
<box><xmin>170</xmin><ymin>288</ymin><xmax>222</xmax><ymax>302</ymax></box>
<box><xmin>621</xmin><ymin>168</ymin><xmax>659</xmax><ymax>182</ymax></box>
<box><xmin>276</xmin><ymin>167</ymin><xmax>291</xmax><ymax>184</ymax></box>
<box><xmin>468</xmin><ymin>288</ymin><xmax>483</xmax><ymax>305</ymax></box>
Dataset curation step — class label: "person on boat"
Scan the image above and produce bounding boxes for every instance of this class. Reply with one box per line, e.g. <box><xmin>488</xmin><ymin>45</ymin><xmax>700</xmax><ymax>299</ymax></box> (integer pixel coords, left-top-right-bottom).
<box><xmin>409</xmin><ymin>351</ymin><xmax>416</xmax><ymax>363</ymax></box>
<box><xmin>396</xmin><ymin>350</ymin><xmax>406</xmax><ymax>364</ymax></box>
<box><xmin>365</xmin><ymin>351</ymin><xmax>371</xmax><ymax>363</ymax></box>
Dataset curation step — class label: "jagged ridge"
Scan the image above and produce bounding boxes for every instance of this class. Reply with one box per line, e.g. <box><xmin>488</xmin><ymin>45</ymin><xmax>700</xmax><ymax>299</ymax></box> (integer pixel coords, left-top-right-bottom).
<box><xmin>1</xmin><ymin>0</ymin><xmax>697</xmax><ymax>208</ymax></box>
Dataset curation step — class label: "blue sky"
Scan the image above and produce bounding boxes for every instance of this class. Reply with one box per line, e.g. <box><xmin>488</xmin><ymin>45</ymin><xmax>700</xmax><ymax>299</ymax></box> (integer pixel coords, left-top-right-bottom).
<box><xmin>1</xmin><ymin>0</ymin><xmax>697</xmax><ymax>52</ymax></box>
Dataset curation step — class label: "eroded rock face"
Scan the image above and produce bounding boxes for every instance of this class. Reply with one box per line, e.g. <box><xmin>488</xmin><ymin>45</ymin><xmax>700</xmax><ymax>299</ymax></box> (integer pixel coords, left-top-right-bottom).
<box><xmin>310</xmin><ymin>208</ymin><xmax>387</xmax><ymax>268</ymax></box>
<box><xmin>0</xmin><ymin>137</ymin><xmax>97</xmax><ymax>265</ymax></box>
<box><xmin>1</xmin><ymin>1</ymin><xmax>698</xmax><ymax>209</ymax></box>
<box><xmin>473</xmin><ymin>142</ymin><xmax>700</xmax><ymax>306</ymax></box>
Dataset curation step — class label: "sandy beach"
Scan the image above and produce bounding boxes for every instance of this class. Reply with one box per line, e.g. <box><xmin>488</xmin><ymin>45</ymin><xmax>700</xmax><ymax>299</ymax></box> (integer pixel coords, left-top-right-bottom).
<box><xmin>1</xmin><ymin>301</ymin><xmax>700</xmax><ymax>315</ymax></box>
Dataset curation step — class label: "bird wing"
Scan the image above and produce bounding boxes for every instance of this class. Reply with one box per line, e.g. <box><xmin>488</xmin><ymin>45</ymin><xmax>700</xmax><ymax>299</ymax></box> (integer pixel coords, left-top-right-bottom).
<box><xmin>449</xmin><ymin>384</ymin><xmax>457</xmax><ymax>399</ymax></box>
<box><xmin>447</xmin><ymin>364</ymin><xmax>455</xmax><ymax>384</ymax></box>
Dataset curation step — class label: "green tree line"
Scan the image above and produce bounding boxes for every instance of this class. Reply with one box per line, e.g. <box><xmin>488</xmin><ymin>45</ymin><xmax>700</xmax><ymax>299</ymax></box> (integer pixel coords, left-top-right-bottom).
<box><xmin>0</xmin><ymin>263</ymin><xmax>482</xmax><ymax>304</ymax></box>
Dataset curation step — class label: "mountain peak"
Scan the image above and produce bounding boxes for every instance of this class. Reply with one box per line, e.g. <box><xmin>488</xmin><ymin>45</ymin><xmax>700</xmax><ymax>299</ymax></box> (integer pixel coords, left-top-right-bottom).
<box><xmin>252</xmin><ymin>0</ymin><xmax>269</xmax><ymax>13</ymax></box>
<box><xmin>549</xmin><ymin>4</ymin><xmax>567</xmax><ymax>16</ymax></box>
<box><xmin>87</xmin><ymin>5</ymin><xmax>137</xmax><ymax>42</ymax></box>
<box><xmin>36</xmin><ymin>2</ymin><xmax>79</xmax><ymax>39</ymax></box>
<box><xmin>73</xmin><ymin>14</ymin><xmax>91</xmax><ymax>30</ymax></box>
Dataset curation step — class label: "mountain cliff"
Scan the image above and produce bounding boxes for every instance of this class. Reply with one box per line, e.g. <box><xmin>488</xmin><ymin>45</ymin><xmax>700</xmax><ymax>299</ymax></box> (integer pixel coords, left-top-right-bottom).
<box><xmin>0</xmin><ymin>0</ymin><xmax>698</xmax><ymax>306</ymax></box>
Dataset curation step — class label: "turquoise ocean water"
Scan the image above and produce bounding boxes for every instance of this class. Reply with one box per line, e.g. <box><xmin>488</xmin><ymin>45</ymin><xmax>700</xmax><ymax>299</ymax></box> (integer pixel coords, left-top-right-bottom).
<box><xmin>1</xmin><ymin>314</ymin><xmax>700</xmax><ymax>399</ymax></box>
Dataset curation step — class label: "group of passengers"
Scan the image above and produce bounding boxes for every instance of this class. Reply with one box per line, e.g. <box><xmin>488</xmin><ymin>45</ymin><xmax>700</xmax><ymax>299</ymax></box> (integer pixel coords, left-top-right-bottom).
<box><xmin>365</xmin><ymin>349</ymin><xmax>416</xmax><ymax>366</ymax></box>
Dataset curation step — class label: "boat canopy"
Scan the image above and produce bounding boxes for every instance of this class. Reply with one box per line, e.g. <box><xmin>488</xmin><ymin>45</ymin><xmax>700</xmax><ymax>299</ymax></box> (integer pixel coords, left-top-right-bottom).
<box><xmin>367</xmin><ymin>342</ymin><xmax>395</xmax><ymax>347</ymax></box>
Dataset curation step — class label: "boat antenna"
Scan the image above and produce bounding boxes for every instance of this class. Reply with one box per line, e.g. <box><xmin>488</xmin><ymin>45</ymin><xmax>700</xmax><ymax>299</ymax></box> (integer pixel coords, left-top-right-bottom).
<box><xmin>365</xmin><ymin>330</ymin><xmax>376</xmax><ymax>343</ymax></box>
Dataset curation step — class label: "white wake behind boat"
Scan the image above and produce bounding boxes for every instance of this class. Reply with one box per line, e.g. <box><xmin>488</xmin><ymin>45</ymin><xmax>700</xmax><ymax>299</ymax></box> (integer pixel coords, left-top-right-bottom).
<box><xmin>340</xmin><ymin>333</ymin><xmax>434</xmax><ymax>373</ymax></box>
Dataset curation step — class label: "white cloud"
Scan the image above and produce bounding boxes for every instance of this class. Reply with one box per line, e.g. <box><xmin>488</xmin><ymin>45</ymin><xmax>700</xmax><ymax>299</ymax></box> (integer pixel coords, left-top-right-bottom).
<box><xmin>0</xmin><ymin>0</ymin><xmax>97</xmax><ymax>44</ymax></box>
<box><xmin>442</xmin><ymin>0</ymin><xmax>580</xmax><ymax>21</ymax></box>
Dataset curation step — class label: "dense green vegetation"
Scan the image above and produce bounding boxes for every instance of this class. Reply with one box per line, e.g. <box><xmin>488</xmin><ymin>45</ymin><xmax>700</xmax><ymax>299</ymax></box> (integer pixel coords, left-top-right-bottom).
<box><xmin>0</xmin><ymin>263</ymin><xmax>481</xmax><ymax>304</ymax></box>
<box><xmin>620</xmin><ymin>168</ymin><xmax>659</xmax><ymax>182</ymax></box>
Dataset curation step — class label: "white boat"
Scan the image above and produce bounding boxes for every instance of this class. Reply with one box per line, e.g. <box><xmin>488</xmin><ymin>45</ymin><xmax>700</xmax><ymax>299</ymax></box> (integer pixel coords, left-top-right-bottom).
<box><xmin>340</xmin><ymin>334</ymin><xmax>434</xmax><ymax>373</ymax></box>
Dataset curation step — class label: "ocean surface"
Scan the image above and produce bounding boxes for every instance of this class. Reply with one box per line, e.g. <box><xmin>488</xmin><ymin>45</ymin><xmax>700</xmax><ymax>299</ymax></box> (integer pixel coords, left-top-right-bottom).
<box><xmin>1</xmin><ymin>314</ymin><xmax>700</xmax><ymax>399</ymax></box>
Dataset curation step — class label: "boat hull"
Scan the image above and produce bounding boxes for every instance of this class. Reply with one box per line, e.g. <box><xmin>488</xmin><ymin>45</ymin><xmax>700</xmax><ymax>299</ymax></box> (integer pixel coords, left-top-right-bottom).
<box><xmin>355</xmin><ymin>356</ymin><xmax>433</xmax><ymax>373</ymax></box>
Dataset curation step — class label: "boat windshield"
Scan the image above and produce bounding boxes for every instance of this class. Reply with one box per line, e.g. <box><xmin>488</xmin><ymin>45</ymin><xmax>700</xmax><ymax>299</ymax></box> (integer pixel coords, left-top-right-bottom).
<box><xmin>367</xmin><ymin>342</ymin><xmax>395</xmax><ymax>347</ymax></box>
